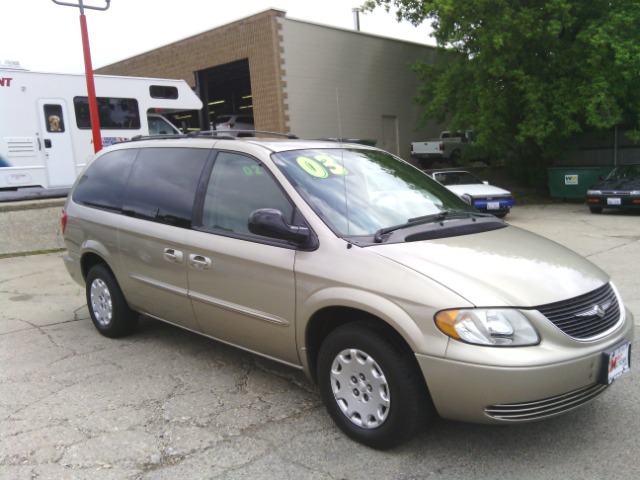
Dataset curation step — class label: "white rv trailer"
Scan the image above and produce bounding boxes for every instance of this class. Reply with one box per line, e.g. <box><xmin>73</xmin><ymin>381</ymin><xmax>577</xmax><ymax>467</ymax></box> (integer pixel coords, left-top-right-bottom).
<box><xmin>0</xmin><ymin>65</ymin><xmax>202</xmax><ymax>189</ymax></box>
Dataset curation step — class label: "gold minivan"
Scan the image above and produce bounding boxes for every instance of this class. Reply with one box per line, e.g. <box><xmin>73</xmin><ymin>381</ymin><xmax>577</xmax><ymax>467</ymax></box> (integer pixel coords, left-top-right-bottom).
<box><xmin>62</xmin><ymin>135</ymin><xmax>633</xmax><ymax>449</ymax></box>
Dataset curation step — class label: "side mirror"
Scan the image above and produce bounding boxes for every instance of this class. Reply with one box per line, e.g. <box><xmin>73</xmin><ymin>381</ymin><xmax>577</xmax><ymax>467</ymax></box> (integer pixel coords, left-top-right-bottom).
<box><xmin>482</xmin><ymin>180</ymin><xmax>489</xmax><ymax>185</ymax></box>
<box><xmin>248</xmin><ymin>208</ymin><xmax>310</xmax><ymax>244</ymax></box>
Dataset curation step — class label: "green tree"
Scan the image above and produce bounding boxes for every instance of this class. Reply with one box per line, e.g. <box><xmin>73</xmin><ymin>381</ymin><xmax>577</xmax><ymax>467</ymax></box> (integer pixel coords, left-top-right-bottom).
<box><xmin>364</xmin><ymin>0</ymin><xmax>640</xmax><ymax>183</ymax></box>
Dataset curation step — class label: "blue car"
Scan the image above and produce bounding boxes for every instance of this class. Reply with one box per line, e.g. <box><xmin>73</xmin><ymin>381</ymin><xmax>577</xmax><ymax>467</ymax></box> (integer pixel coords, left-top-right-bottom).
<box><xmin>429</xmin><ymin>170</ymin><xmax>515</xmax><ymax>218</ymax></box>
<box><xmin>586</xmin><ymin>164</ymin><xmax>640</xmax><ymax>213</ymax></box>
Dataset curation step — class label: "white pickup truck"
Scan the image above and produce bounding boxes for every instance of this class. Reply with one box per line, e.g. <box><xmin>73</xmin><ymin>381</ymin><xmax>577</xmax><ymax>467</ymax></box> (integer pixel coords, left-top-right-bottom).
<box><xmin>410</xmin><ymin>130</ymin><xmax>474</xmax><ymax>167</ymax></box>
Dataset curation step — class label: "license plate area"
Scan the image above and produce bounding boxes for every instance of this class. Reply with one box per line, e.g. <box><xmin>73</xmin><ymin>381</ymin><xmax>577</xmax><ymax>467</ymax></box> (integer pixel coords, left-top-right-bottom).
<box><xmin>599</xmin><ymin>341</ymin><xmax>631</xmax><ymax>385</ymax></box>
<box><xmin>607</xmin><ymin>197</ymin><xmax>622</xmax><ymax>205</ymax></box>
<box><xmin>487</xmin><ymin>202</ymin><xmax>500</xmax><ymax>210</ymax></box>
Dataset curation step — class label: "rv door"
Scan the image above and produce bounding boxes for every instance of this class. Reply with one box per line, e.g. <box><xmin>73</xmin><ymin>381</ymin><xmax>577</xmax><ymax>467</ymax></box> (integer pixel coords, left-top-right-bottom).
<box><xmin>37</xmin><ymin>99</ymin><xmax>76</xmax><ymax>188</ymax></box>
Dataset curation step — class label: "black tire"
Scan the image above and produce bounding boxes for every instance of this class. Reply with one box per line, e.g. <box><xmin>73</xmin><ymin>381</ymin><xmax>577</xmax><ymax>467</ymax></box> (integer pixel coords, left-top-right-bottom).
<box><xmin>86</xmin><ymin>264</ymin><xmax>139</xmax><ymax>338</ymax></box>
<box><xmin>317</xmin><ymin>322</ymin><xmax>432</xmax><ymax>450</ymax></box>
<box><xmin>589</xmin><ymin>207</ymin><xmax>603</xmax><ymax>214</ymax></box>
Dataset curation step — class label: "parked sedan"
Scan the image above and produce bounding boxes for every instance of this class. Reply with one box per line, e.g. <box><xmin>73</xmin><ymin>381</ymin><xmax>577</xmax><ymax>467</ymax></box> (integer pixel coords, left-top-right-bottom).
<box><xmin>586</xmin><ymin>164</ymin><xmax>640</xmax><ymax>213</ymax></box>
<box><xmin>429</xmin><ymin>170</ymin><xmax>515</xmax><ymax>217</ymax></box>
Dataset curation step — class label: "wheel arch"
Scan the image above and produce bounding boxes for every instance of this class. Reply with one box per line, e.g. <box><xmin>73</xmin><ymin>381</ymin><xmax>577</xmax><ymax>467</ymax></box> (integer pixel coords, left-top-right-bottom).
<box><xmin>80</xmin><ymin>251</ymin><xmax>109</xmax><ymax>280</ymax></box>
<box><xmin>78</xmin><ymin>239</ymin><xmax>118</xmax><ymax>281</ymax></box>
<box><xmin>304</xmin><ymin>306</ymin><xmax>419</xmax><ymax>385</ymax></box>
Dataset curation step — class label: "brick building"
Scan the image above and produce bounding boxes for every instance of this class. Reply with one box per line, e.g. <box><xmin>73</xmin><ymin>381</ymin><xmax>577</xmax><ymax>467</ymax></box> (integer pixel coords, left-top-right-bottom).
<box><xmin>96</xmin><ymin>9</ymin><xmax>438</xmax><ymax>160</ymax></box>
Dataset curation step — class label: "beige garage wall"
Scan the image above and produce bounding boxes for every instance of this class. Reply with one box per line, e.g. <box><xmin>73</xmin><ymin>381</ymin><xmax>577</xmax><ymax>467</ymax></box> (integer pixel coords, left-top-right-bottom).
<box><xmin>280</xmin><ymin>18</ymin><xmax>437</xmax><ymax>159</ymax></box>
<box><xmin>96</xmin><ymin>10</ymin><xmax>288</xmax><ymax>133</ymax></box>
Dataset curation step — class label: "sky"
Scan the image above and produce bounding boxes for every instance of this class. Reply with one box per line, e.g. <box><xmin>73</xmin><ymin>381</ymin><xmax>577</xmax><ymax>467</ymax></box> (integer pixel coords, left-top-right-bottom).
<box><xmin>1</xmin><ymin>0</ymin><xmax>434</xmax><ymax>74</ymax></box>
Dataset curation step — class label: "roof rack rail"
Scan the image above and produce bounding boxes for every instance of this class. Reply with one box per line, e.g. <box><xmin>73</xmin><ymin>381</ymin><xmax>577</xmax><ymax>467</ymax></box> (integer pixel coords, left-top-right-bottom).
<box><xmin>129</xmin><ymin>134</ymin><xmax>185</xmax><ymax>142</ymax></box>
<box><xmin>187</xmin><ymin>130</ymin><xmax>299</xmax><ymax>139</ymax></box>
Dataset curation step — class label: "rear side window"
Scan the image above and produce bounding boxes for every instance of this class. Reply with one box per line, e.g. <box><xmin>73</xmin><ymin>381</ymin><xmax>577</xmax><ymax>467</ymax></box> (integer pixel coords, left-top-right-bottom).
<box><xmin>72</xmin><ymin>148</ymin><xmax>138</xmax><ymax>211</ymax></box>
<box><xmin>123</xmin><ymin>148</ymin><xmax>209</xmax><ymax>228</ymax></box>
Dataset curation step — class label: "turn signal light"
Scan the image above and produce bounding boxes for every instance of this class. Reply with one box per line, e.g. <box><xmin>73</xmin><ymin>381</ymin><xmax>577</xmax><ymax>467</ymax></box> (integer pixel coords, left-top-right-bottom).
<box><xmin>61</xmin><ymin>208</ymin><xmax>68</xmax><ymax>234</ymax></box>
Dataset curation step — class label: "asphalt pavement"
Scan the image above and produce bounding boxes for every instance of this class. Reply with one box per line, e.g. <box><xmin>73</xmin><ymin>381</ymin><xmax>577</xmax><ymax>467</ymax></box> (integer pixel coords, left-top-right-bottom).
<box><xmin>1</xmin><ymin>200</ymin><xmax>639</xmax><ymax>479</ymax></box>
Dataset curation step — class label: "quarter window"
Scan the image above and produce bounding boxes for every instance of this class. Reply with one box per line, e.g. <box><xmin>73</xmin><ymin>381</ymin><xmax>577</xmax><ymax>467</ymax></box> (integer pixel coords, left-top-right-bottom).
<box><xmin>201</xmin><ymin>152</ymin><xmax>293</xmax><ymax>237</ymax></box>
<box><xmin>72</xmin><ymin>148</ymin><xmax>138</xmax><ymax>212</ymax></box>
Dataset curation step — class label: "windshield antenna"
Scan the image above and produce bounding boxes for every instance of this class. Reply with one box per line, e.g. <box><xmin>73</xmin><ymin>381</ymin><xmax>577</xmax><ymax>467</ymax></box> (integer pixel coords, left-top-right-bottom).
<box><xmin>336</xmin><ymin>87</ymin><xmax>351</xmax><ymax>236</ymax></box>
<box><xmin>336</xmin><ymin>86</ymin><xmax>344</xmax><ymax>141</ymax></box>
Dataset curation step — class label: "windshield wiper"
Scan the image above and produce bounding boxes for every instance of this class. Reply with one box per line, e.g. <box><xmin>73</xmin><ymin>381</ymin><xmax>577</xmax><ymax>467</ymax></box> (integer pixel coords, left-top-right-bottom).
<box><xmin>373</xmin><ymin>211</ymin><xmax>494</xmax><ymax>243</ymax></box>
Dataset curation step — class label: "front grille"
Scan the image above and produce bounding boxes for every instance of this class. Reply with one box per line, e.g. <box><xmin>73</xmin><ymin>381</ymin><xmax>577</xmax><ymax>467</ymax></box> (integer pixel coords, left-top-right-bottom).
<box><xmin>602</xmin><ymin>191</ymin><xmax>630</xmax><ymax>196</ymax></box>
<box><xmin>536</xmin><ymin>283</ymin><xmax>621</xmax><ymax>340</ymax></box>
<box><xmin>485</xmin><ymin>383</ymin><xmax>609</xmax><ymax>421</ymax></box>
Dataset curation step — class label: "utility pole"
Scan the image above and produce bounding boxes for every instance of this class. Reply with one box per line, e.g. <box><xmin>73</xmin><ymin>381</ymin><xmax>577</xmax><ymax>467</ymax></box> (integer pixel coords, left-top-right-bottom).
<box><xmin>51</xmin><ymin>0</ymin><xmax>111</xmax><ymax>153</ymax></box>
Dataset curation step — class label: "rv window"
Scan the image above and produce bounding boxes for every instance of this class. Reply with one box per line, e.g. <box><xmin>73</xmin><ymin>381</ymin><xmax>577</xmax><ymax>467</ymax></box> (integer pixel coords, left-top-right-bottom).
<box><xmin>149</xmin><ymin>85</ymin><xmax>179</xmax><ymax>99</ymax></box>
<box><xmin>44</xmin><ymin>104</ymin><xmax>65</xmax><ymax>133</ymax></box>
<box><xmin>73</xmin><ymin>97</ymin><xmax>141</xmax><ymax>130</ymax></box>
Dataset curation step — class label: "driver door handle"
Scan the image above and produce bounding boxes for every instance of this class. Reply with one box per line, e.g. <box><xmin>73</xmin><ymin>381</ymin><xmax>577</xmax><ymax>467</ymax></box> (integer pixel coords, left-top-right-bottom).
<box><xmin>189</xmin><ymin>254</ymin><xmax>212</xmax><ymax>270</ymax></box>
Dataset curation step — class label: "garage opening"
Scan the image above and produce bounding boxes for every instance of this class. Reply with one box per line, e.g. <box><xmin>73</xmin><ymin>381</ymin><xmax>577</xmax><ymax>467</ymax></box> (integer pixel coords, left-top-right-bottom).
<box><xmin>196</xmin><ymin>59</ymin><xmax>253</xmax><ymax>131</ymax></box>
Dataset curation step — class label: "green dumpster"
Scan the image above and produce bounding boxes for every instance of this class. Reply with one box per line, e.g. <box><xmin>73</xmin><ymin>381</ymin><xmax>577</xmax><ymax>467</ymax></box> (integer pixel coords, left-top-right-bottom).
<box><xmin>547</xmin><ymin>166</ymin><xmax>615</xmax><ymax>199</ymax></box>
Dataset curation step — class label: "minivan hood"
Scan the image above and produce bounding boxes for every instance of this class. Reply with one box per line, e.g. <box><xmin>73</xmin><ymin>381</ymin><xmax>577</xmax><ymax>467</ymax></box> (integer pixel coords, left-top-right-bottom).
<box><xmin>369</xmin><ymin>225</ymin><xmax>608</xmax><ymax>307</ymax></box>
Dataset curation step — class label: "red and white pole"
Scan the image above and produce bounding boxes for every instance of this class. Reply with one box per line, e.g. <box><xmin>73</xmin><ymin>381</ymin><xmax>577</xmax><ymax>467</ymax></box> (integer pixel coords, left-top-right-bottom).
<box><xmin>79</xmin><ymin>11</ymin><xmax>102</xmax><ymax>152</ymax></box>
<box><xmin>52</xmin><ymin>1</ymin><xmax>111</xmax><ymax>153</ymax></box>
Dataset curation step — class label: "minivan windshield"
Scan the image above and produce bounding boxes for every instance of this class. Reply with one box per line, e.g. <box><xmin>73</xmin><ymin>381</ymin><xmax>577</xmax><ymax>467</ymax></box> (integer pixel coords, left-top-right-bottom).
<box><xmin>272</xmin><ymin>148</ymin><xmax>476</xmax><ymax>236</ymax></box>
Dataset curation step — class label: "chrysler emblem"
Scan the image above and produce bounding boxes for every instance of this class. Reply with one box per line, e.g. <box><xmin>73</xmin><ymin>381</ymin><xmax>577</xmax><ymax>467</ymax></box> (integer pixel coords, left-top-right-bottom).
<box><xmin>575</xmin><ymin>302</ymin><xmax>609</xmax><ymax>319</ymax></box>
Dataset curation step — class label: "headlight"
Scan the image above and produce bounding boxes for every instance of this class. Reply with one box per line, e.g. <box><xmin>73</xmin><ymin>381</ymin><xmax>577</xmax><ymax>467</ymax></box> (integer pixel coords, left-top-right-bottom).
<box><xmin>587</xmin><ymin>190</ymin><xmax>602</xmax><ymax>195</ymax></box>
<box><xmin>435</xmin><ymin>309</ymin><xmax>540</xmax><ymax>346</ymax></box>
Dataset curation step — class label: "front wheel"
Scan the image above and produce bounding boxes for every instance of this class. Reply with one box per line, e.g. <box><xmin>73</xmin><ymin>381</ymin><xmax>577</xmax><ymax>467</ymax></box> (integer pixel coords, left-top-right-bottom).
<box><xmin>86</xmin><ymin>264</ymin><xmax>139</xmax><ymax>338</ymax></box>
<box><xmin>317</xmin><ymin>322</ymin><xmax>432</xmax><ymax>449</ymax></box>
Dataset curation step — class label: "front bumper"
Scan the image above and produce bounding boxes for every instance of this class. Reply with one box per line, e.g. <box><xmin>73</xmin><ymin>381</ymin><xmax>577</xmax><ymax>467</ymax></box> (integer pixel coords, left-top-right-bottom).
<box><xmin>473</xmin><ymin>197</ymin><xmax>514</xmax><ymax>215</ymax></box>
<box><xmin>415</xmin><ymin>308</ymin><xmax>634</xmax><ymax>424</ymax></box>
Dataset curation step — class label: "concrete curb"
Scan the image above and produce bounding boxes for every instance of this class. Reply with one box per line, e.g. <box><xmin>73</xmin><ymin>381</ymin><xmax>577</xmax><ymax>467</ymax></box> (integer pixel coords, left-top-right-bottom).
<box><xmin>0</xmin><ymin>198</ymin><xmax>66</xmax><ymax>212</ymax></box>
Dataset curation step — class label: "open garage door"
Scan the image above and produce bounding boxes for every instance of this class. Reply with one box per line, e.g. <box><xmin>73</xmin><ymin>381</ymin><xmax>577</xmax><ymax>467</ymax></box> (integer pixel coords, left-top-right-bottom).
<box><xmin>196</xmin><ymin>59</ymin><xmax>253</xmax><ymax>131</ymax></box>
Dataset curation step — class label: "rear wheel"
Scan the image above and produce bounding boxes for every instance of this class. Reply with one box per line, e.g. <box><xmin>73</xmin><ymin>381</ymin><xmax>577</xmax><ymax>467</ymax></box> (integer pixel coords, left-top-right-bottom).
<box><xmin>589</xmin><ymin>207</ymin><xmax>603</xmax><ymax>214</ymax></box>
<box><xmin>86</xmin><ymin>264</ymin><xmax>138</xmax><ymax>338</ymax></box>
<box><xmin>317</xmin><ymin>322</ymin><xmax>432</xmax><ymax>449</ymax></box>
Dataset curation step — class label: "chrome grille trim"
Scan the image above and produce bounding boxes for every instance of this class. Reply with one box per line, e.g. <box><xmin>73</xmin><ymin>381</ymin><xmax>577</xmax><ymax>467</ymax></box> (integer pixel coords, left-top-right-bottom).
<box><xmin>485</xmin><ymin>383</ymin><xmax>609</xmax><ymax>421</ymax></box>
<box><xmin>601</xmin><ymin>191</ymin><xmax>630</xmax><ymax>196</ymax></box>
<box><xmin>536</xmin><ymin>283</ymin><xmax>621</xmax><ymax>340</ymax></box>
